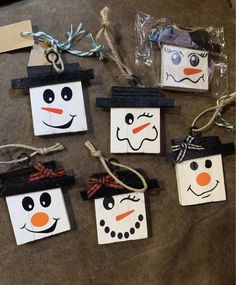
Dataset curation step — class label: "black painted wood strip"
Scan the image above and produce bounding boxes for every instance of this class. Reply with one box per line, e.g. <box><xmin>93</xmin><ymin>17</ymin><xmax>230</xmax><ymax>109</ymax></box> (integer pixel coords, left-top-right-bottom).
<box><xmin>96</xmin><ymin>96</ymin><xmax>175</xmax><ymax>108</ymax></box>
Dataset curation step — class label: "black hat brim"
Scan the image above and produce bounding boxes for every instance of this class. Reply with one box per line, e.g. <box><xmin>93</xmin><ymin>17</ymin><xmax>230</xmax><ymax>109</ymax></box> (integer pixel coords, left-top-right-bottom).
<box><xmin>0</xmin><ymin>161</ymin><xmax>74</xmax><ymax>197</ymax></box>
<box><xmin>166</xmin><ymin>136</ymin><xmax>235</xmax><ymax>164</ymax></box>
<box><xmin>80</xmin><ymin>170</ymin><xmax>159</xmax><ymax>200</ymax></box>
<box><xmin>12</xmin><ymin>63</ymin><xmax>94</xmax><ymax>89</ymax></box>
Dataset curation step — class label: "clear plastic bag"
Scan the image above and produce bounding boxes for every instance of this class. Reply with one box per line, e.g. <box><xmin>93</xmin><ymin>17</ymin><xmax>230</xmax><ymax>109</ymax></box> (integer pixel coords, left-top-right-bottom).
<box><xmin>135</xmin><ymin>12</ymin><xmax>228</xmax><ymax>97</ymax></box>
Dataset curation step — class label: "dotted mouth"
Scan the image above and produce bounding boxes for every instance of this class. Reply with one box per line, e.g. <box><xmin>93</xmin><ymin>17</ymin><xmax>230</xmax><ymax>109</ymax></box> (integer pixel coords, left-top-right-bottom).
<box><xmin>99</xmin><ymin>214</ymin><xmax>144</xmax><ymax>240</ymax></box>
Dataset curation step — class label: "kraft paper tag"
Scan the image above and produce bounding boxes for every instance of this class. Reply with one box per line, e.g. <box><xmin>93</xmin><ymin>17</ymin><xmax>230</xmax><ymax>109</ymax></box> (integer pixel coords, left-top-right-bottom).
<box><xmin>28</xmin><ymin>42</ymin><xmax>50</xmax><ymax>67</ymax></box>
<box><xmin>0</xmin><ymin>20</ymin><xmax>34</xmax><ymax>53</ymax></box>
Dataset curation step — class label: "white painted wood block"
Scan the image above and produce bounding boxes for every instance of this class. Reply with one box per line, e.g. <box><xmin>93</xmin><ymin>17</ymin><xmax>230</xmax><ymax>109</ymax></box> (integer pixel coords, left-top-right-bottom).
<box><xmin>161</xmin><ymin>44</ymin><xmax>209</xmax><ymax>91</ymax></box>
<box><xmin>94</xmin><ymin>192</ymin><xmax>148</xmax><ymax>244</ymax></box>
<box><xmin>6</xmin><ymin>188</ymin><xmax>71</xmax><ymax>245</ymax></box>
<box><xmin>175</xmin><ymin>154</ymin><xmax>226</xmax><ymax>206</ymax></box>
<box><xmin>110</xmin><ymin>108</ymin><xmax>160</xmax><ymax>153</ymax></box>
<box><xmin>29</xmin><ymin>81</ymin><xmax>88</xmax><ymax>136</ymax></box>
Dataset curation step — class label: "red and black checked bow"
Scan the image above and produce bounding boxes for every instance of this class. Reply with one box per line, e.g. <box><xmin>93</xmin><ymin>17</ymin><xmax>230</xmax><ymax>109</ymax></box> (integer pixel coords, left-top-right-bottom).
<box><xmin>29</xmin><ymin>162</ymin><xmax>65</xmax><ymax>181</ymax></box>
<box><xmin>87</xmin><ymin>175</ymin><xmax>123</xmax><ymax>198</ymax></box>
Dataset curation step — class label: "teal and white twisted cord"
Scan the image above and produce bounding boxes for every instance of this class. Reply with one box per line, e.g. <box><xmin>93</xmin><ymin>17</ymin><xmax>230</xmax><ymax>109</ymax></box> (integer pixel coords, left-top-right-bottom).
<box><xmin>21</xmin><ymin>24</ymin><xmax>104</xmax><ymax>70</ymax></box>
<box><xmin>191</xmin><ymin>92</ymin><xmax>236</xmax><ymax>134</ymax></box>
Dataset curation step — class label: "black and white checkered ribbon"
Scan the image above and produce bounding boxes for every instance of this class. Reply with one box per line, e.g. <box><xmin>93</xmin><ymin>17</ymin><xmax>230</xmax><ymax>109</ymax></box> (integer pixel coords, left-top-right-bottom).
<box><xmin>171</xmin><ymin>135</ymin><xmax>205</xmax><ymax>163</ymax></box>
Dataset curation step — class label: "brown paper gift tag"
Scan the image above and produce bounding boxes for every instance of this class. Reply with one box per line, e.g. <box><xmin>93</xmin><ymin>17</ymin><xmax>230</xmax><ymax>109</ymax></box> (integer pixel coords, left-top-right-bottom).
<box><xmin>0</xmin><ymin>20</ymin><xmax>34</xmax><ymax>53</ymax></box>
<box><xmin>28</xmin><ymin>42</ymin><xmax>51</xmax><ymax>67</ymax></box>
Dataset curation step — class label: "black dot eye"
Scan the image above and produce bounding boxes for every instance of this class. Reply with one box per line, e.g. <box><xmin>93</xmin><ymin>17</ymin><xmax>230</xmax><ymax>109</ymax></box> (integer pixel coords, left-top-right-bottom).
<box><xmin>171</xmin><ymin>52</ymin><xmax>182</xmax><ymax>65</ymax></box>
<box><xmin>190</xmin><ymin>161</ymin><xmax>198</xmax><ymax>170</ymax></box>
<box><xmin>125</xmin><ymin>113</ymin><xmax>134</xmax><ymax>125</ymax></box>
<box><xmin>22</xmin><ymin>196</ymin><xmax>34</xmax><ymax>211</ymax></box>
<box><xmin>103</xmin><ymin>196</ymin><xmax>115</xmax><ymax>210</ymax></box>
<box><xmin>205</xmin><ymin>159</ymin><xmax>212</xmax><ymax>168</ymax></box>
<box><xmin>40</xmin><ymin>192</ymin><xmax>51</xmax><ymax>208</ymax></box>
<box><xmin>43</xmin><ymin>89</ymin><xmax>55</xmax><ymax>104</ymax></box>
<box><xmin>190</xmin><ymin>54</ymin><xmax>200</xmax><ymax>67</ymax></box>
<box><xmin>61</xmin><ymin>87</ymin><xmax>73</xmax><ymax>101</ymax></box>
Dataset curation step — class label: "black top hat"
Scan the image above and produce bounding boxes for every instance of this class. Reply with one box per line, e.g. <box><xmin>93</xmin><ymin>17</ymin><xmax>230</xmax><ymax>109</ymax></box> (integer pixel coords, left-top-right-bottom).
<box><xmin>166</xmin><ymin>136</ymin><xmax>235</xmax><ymax>164</ymax></box>
<box><xmin>96</xmin><ymin>86</ymin><xmax>175</xmax><ymax>109</ymax></box>
<box><xmin>11</xmin><ymin>63</ymin><xmax>94</xmax><ymax>90</ymax></box>
<box><xmin>0</xmin><ymin>161</ymin><xmax>74</xmax><ymax>197</ymax></box>
<box><xmin>80</xmin><ymin>170</ymin><xmax>159</xmax><ymax>200</ymax></box>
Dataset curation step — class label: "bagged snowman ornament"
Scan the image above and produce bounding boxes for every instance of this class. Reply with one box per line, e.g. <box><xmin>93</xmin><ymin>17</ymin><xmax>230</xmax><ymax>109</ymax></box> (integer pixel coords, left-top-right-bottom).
<box><xmin>167</xmin><ymin>136</ymin><xmax>235</xmax><ymax>206</ymax></box>
<box><xmin>160</xmin><ymin>45</ymin><xmax>208</xmax><ymax>91</ymax></box>
<box><xmin>12</xmin><ymin>63</ymin><xmax>94</xmax><ymax>136</ymax></box>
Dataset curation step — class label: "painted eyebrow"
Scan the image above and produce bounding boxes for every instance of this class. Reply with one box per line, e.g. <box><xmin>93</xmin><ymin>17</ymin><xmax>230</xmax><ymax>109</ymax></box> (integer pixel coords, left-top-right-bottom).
<box><xmin>164</xmin><ymin>47</ymin><xmax>184</xmax><ymax>56</ymax></box>
<box><xmin>137</xmin><ymin>112</ymin><xmax>153</xmax><ymax>119</ymax></box>
<box><xmin>188</xmin><ymin>52</ymin><xmax>208</xmax><ymax>58</ymax></box>
<box><xmin>120</xmin><ymin>195</ymin><xmax>140</xmax><ymax>203</ymax></box>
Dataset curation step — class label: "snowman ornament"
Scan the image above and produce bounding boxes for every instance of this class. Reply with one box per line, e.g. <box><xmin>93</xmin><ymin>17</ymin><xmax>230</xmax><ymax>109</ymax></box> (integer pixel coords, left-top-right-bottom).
<box><xmin>0</xmin><ymin>161</ymin><xmax>74</xmax><ymax>245</ymax></box>
<box><xmin>167</xmin><ymin>136</ymin><xmax>235</xmax><ymax>206</ymax></box>
<box><xmin>12</xmin><ymin>63</ymin><xmax>94</xmax><ymax>136</ymax></box>
<box><xmin>81</xmin><ymin>170</ymin><xmax>159</xmax><ymax>244</ymax></box>
<box><xmin>160</xmin><ymin>44</ymin><xmax>209</xmax><ymax>91</ymax></box>
<box><xmin>96</xmin><ymin>86</ymin><xmax>175</xmax><ymax>153</ymax></box>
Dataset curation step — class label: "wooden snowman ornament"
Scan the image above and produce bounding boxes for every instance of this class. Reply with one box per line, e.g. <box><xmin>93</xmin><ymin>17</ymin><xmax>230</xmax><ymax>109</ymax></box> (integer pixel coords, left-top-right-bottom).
<box><xmin>12</xmin><ymin>63</ymin><xmax>94</xmax><ymax>136</ymax></box>
<box><xmin>1</xmin><ymin>161</ymin><xmax>74</xmax><ymax>245</ymax></box>
<box><xmin>167</xmin><ymin>136</ymin><xmax>235</xmax><ymax>206</ymax></box>
<box><xmin>160</xmin><ymin>45</ymin><xmax>209</xmax><ymax>91</ymax></box>
<box><xmin>81</xmin><ymin>170</ymin><xmax>159</xmax><ymax>244</ymax></box>
<box><xmin>96</xmin><ymin>86</ymin><xmax>175</xmax><ymax>153</ymax></box>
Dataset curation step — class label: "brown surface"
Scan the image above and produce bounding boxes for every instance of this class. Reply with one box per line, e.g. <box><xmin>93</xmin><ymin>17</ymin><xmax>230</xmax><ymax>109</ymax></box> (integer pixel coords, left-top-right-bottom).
<box><xmin>0</xmin><ymin>1</ymin><xmax>235</xmax><ymax>285</ymax></box>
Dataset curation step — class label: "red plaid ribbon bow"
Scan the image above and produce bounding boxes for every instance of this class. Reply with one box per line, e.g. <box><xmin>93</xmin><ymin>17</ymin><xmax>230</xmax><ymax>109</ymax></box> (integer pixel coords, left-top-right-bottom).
<box><xmin>87</xmin><ymin>175</ymin><xmax>123</xmax><ymax>198</ymax></box>
<box><xmin>29</xmin><ymin>162</ymin><xmax>65</xmax><ymax>181</ymax></box>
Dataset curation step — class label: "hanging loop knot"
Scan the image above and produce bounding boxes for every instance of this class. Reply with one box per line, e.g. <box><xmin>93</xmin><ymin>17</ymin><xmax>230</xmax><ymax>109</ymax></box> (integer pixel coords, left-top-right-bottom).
<box><xmin>99</xmin><ymin>6</ymin><xmax>110</xmax><ymax>28</ymax></box>
<box><xmin>85</xmin><ymin>141</ymin><xmax>102</xmax><ymax>158</ymax></box>
<box><xmin>0</xmin><ymin>143</ymin><xmax>64</xmax><ymax>165</ymax></box>
<box><xmin>87</xmin><ymin>174</ymin><xmax>123</xmax><ymax>198</ymax></box>
<box><xmin>38</xmin><ymin>147</ymin><xmax>49</xmax><ymax>155</ymax></box>
<box><xmin>85</xmin><ymin>141</ymin><xmax>148</xmax><ymax>193</ymax></box>
<box><xmin>29</xmin><ymin>162</ymin><xmax>65</xmax><ymax>181</ymax></box>
<box><xmin>96</xmin><ymin>6</ymin><xmax>138</xmax><ymax>84</ymax></box>
<box><xmin>171</xmin><ymin>135</ymin><xmax>205</xmax><ymax>163</ymax></box>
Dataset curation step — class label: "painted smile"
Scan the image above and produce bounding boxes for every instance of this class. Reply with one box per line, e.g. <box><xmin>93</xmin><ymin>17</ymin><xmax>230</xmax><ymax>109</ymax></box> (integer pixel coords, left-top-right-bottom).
<box><xmin>166</xmin><ymin>72</ymin><xmax>205</xmax><ymax>84</ymax></box>
<box><xmin>187</xmin><ymin>180</ymin><xmax>220</xmax><ymax>199</ymax></box>
<box><xmin>20</xmin><ymin>218</ymin><xmax>59</xmax><ymax>233</ymax></box>
<box><xmin>116</xmin><ymin>125</ymin><xmax>158</xmax><ymax>151</ymax></box>
<box><xmin>100</xmin><ymin>214</ymin><xmax>144</xmax><ymax>240</ymax></box>
<box><xmin>43</xmin><ymin>115</ymin><xmax>77</xmax><ymax>129</ymax></box>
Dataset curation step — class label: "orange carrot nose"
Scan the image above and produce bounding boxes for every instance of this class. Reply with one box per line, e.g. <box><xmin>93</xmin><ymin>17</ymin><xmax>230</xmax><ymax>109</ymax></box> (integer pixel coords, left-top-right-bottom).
<box><xmin>196</xmin><ymin>172</ymin><xmax>211</xmax><ymax>186</ymax></box>
<box><xmin>132</xmin><ymin>123</ymin><xmax>150</xmax><ymax>134</ymax></box>
<box><xmin>116</xmin><ymin>210</ymin><xmax>135</xmax><ymax>221</ymax></box>
<box><xmin>31</xmin><ymin>212</ymin><xmax>49</xmax><ymax>227</ymax></box>
<box><xmin>41</xmin><ymin>107</ymin><xmax>63</xmax><ymax>114</ymax></box>
<box><xmin>184</xmin><ymin>68</ymin><xmax>202</xmax><ymax>75</ymax></box>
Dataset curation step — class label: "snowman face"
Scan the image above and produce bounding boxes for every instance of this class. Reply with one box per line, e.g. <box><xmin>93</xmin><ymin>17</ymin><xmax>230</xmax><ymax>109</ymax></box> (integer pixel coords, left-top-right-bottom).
<box><xmin>111</xmin><ymin>108</ymin><xmax>160</xmax><ymax>153</ymax></box>
<box><xmin>30</xmin><ymin>81</ymin><xmax>88</xmax><ymax>136</ymax></box>
<box><xmin>161</xmin><ymin>45</ymin><xmax>208</xmax><ymax>91</ymax></box>
<box><xmin>94</xmin><ymin>192</ymin><xmax>148</xmax><ymax>244</ymax></box>
<box><xmin>6</xmin><ymin>188</ymin><xmax>70</xmax><ymax>245</ymax></box>
<box><xmin>175</xmin><ymin>154</ymin><xmax>226</xmax><ymax>206</ymax></box>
